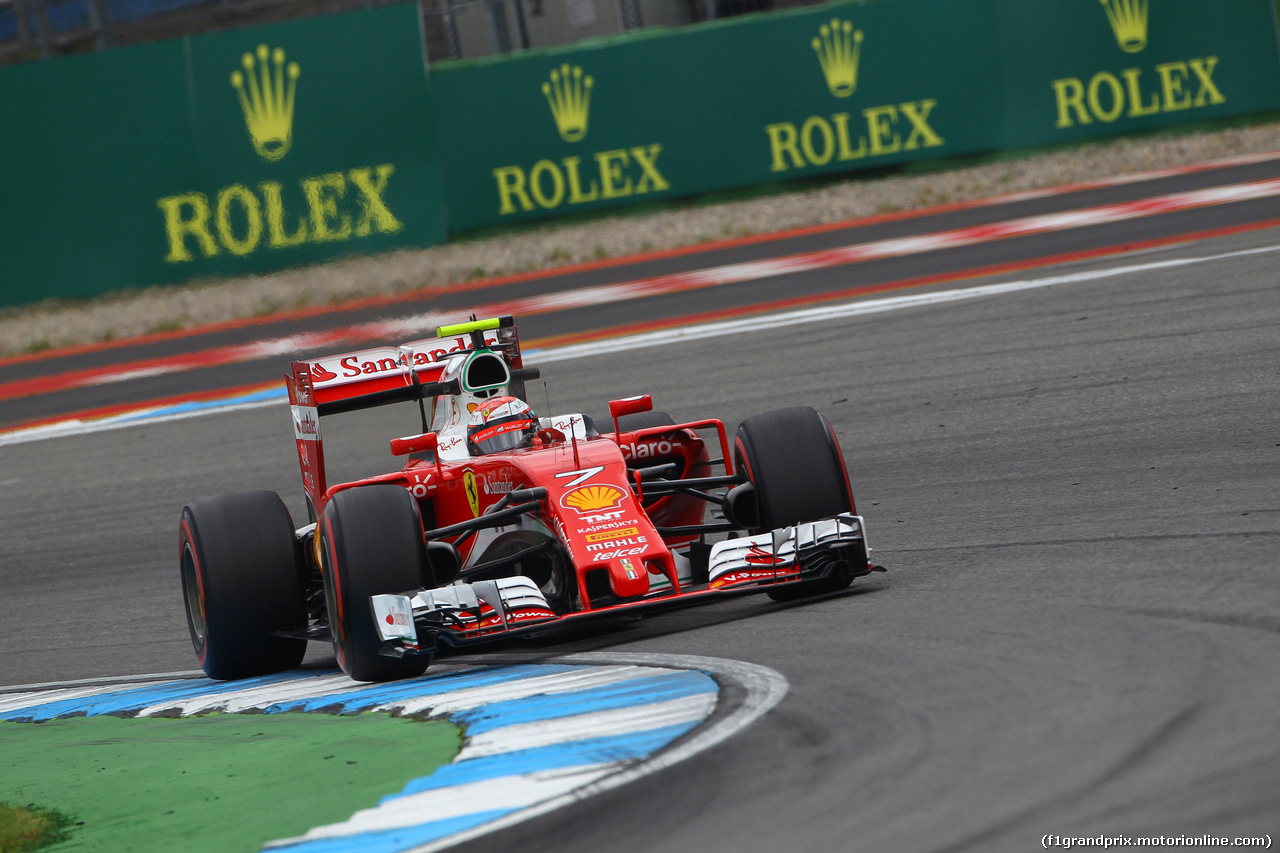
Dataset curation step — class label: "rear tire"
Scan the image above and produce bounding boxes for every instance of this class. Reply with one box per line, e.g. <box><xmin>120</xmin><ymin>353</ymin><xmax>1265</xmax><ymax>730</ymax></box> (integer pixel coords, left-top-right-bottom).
<box><xmin>733</xmin><ymin>407</ymin><xmax>859</xmax><ymax>601</ymax></box>
<box><xmin>179</xmin><ymin>491</ymin><xmax>306</xmax><ymax>680</ymax></box>
<box><xmin>319</xmin><ymin>485</ymin><xmax>432</xmax><ymax>682</ymax></box>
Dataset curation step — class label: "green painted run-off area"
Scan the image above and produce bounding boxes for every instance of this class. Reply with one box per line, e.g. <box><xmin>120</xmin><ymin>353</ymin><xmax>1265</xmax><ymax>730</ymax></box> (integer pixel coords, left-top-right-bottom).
<box><xmin>0</xmin><ymin>712</ymin><xmax>460</xmax><ymax>851</ymax></box>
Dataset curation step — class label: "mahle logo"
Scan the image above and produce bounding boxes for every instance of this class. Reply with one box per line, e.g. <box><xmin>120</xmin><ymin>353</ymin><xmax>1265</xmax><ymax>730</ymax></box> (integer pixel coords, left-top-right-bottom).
<box><xmin>543</xmin><ymin>64</ymin><xmax>593</xmax><ymax>142</ymax></box>
<box><xmin>155</xmin><ymin>42</ymin><xmax>403</xmax><ymax>264</ymax></box>
<box><xmin>762</xmin><ymin>18</ymin><xmax>944</xmax><ymax>175</ymax></box>
<box><xmin>812</xmin><ymin>18</ymin><xmax>864</xmax><ymax>98</ymax></box>
<box><xmin>231</xmin><ymin>44</ymin><xmax>300</xmax><ymax>161</ymax></box>
<box><xmin>490</xmin><ymin>64</ymin><xmax>669</xmax><ymax>216</ymax></box>
<box><xmin>1050</xmin><ymin>0</ymin><xmax>1223</xmax><ymax>129</ymax></box>
<box><xmin>1099</xmin><ymin>0</ymin><xmax>1148</xmax><ymax>54</ymax></box>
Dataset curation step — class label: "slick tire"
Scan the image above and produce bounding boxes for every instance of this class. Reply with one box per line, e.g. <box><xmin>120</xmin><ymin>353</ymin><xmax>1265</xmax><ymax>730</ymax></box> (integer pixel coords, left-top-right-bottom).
<box><xmin>179</xmin><ymin>490</ymin><xmax>307</xmax><ymax>680</ymax></box>
<box><xmin>733</xmin><ymin>406</ymin><xmax>860</xmax><ymax>602</ymax></box>
<box><xmin>319</xmin><ymin>485</ymin><xmax>432</xmax><ymax>682</ymax></box>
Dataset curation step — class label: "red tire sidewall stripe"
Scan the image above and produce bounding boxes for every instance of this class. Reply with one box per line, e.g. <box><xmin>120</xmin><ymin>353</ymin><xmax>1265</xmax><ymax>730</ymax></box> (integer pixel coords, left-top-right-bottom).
<box><xmin>823</xmin><ymin>417</ymin><xmax>857</xmax><ymax>516</ymax></box>
<box><xmin>179</xmin><ymin>516</ymin><xmax>208</xmax><ymax>665</ymax></box>
<box><xmin>322</xmin><ymin>514</ymin><xmax>347</xmax><ymax>668</ymax></box>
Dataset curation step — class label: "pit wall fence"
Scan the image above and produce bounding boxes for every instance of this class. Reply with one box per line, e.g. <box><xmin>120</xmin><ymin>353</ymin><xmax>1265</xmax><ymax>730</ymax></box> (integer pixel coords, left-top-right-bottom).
<box><xmin>1</xmin><ymin>0</ymin><xmax>1277</xmax><ymax>306</ymax></box>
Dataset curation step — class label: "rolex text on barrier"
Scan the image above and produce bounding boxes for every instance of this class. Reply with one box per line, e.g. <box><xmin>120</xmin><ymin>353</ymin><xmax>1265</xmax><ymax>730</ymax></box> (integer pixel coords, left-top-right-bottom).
<box><xmin>431</xmin><ymin>0</ymin><xmax>1279</xmax><ymax>235</ymax></box>
<box><xmin>0</xmin><ymin>3</ymin><xmax>445</xmax><ymax>306</ymax></box>
<box><xmin>430</xmin><ymin>0</ymin><xmax>1005</xmax><ymax>233</ymax></box>
<box><xmin>996</xmin><ymin>0</ymin><xmax>1279</xmax><ymax>147</ymax></box>
<box><xmin>1</xmin><ymin>0</ymin><xmax>1278</xmax><ymax>305</ymax></box>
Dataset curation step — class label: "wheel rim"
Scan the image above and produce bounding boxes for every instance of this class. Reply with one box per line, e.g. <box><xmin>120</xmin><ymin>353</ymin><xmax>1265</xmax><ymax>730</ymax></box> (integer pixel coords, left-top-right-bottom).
<box><xmin>181</xmin><ymin>542</ymin><xmax>207</xmax><ymax>648</ymax></box>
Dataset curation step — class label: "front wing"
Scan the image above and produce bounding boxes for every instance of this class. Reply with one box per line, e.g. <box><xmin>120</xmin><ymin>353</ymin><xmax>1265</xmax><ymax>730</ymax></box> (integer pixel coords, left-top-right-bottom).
<box><xmin>371</xmin><ymin>513</ymin><xmax>871</xmax><ymax>656</ymax></box>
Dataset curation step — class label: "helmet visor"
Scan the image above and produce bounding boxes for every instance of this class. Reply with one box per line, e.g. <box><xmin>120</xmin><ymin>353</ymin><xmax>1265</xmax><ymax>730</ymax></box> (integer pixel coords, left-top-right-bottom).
<box><xmin>469</xmin><ymin>418</ymin><xmax>535</xmax><ymax>455</ymax></box>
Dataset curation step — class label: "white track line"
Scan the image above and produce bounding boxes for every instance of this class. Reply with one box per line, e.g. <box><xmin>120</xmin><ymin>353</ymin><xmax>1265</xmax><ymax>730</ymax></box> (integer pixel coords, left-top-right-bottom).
<box><xmin>5</xmin><ymin>242</ymin><xmax>1277</xmax><ymax>449</ymax></box>
<box><xmin>402</xmin><ymin>652</ymin><xmax>790</xmax><ymax>853</ymax></box>
<box><xmin>8</xmin><ymin>173</ymin><xmax>1280</xmax><ymax>405</ymax></box>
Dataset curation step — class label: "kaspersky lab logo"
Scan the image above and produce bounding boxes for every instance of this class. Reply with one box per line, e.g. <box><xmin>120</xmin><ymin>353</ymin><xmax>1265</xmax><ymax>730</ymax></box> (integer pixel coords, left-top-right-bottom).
<box><xmin>489</xmin><ymin>64</ymin><xmax>668</xmax><ymax>215</ymax></box>
<box><xmin>155</xmin><ymin>41</ymin><xmax>403</xmax><ymax>264</ymax></box>
<box><xmin>811</xmin><ymin>18</ymin><xmax>864</xmax><ymax>98</ymax></box>
<box><xmin>1099</xmin><ymin>0</ymin><xmax>1148</xmax><ymax>54</ymax></box>
<box><xmin>543</xmin><ymin>63</ymin><xmax>593</xmax><ymax>142</ymax></box>
<box><xmin>231</xmin><ymin>44</ymin><xmax>300</xmax><ymax>161</ymax></box>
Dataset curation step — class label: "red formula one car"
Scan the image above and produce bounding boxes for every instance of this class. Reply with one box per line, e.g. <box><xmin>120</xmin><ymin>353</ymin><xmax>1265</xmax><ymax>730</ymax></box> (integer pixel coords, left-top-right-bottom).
<box><xmin>179</xmin><ymin>316</ymin><xmax>881</xmax><ymax>682</ymax></box>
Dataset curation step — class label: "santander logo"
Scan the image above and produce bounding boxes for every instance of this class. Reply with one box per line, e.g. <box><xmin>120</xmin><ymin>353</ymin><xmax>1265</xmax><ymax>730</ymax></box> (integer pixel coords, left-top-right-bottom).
<box><xmin>311</xmin><ymin>362</ymin><xmax>337</xmax><ymax>382</ymax></box>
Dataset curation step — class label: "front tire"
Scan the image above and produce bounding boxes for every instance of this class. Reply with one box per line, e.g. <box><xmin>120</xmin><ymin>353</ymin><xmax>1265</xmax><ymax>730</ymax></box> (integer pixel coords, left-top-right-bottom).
<box><xmin>179</xmin><ymin>491</ymin><xmax>307</xmax><ymax>680</ymax></box>
<box><xmin>319</xmin><ymin>485</ymin><xmax>432</xmax><ymax>682</ymax></box>
<box><xmin>734</xmin><ymin>407</ymin><xmax>860</xmax><ymax>601</ymax></box>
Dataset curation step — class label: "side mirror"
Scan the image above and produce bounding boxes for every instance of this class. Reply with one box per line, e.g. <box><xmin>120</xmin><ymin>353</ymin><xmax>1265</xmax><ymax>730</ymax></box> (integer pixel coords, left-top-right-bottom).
<box><xmin>610</xmin><ymin>395</ymin><xmax>653</xmax><ymax>437</ymax></box>
<box><xmin>608</xmin><ymin>395</ymin><xmax>653</xmax><ymax>420</ymax></box>
<box><xmin>390</xmin><ymin>432</ymin><xmax>438</xmax><ymax>457</ymax></box>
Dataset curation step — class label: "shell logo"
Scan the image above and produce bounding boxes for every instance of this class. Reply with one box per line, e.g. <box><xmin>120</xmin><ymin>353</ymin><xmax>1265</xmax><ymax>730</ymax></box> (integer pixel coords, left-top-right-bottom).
<box><xmin>560</xmin><ymin>484</ymin><xmax>626</xmax><ymax>515</ymax></box>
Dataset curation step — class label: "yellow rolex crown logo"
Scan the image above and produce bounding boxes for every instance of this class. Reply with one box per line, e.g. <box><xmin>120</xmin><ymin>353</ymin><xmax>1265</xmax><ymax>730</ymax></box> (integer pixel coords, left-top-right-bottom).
<box><xmin>1099</xmin><ymin>0</ymin><xmax>1148</xmax><ymax>53</ymax></box>
<box><xmin>542</xmin><ymin>63</ymin><xmax>593</xmax><ymax>142</ymax></box>
<box><xmin>231</xmin><ymin>44</ymin><xmax>300</xmax><ymax>162</ymax></box>
<box><xmin>812</xmin><ymin>18</ymin><xmax>864</xmax><ymax>98</ymax></box>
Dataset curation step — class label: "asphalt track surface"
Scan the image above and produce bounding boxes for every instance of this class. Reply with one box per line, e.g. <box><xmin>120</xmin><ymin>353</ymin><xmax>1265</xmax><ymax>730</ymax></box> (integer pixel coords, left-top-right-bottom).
<box><xmin>2</xmin><ymin>166</ymin><xmax>1279</xmax><ymax>851</ymax></box>
<box><xmin>5</xmin><ymin>152</ymin><xmax>1280</xmax><ymax>427</ymax></box>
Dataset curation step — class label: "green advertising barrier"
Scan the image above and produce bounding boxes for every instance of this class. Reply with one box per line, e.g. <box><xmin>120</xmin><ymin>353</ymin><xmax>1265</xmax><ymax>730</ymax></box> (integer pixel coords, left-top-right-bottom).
<box><xmin>2</xmin><ymin>0</ymin><xmax>1277</xmax><ymax>307</ymax></box>
<box><xmin>430</xmin><ymin>0</ymin><xmax>1006</xmax><ymax>233</ymax></box>
<box><xmin>431</xmin><ymin>0</ymin><xmax>1280</xmax><ymax>234</ymax></box>
<box><xmin>997</xmin><ymin>0</ymin><xmax>1280</xmax><ymax>146</ymax></box>
<box><xmin>0</xmin><ymin>3</ymin><xmax>446</xmax><ymax>307</ymax></box>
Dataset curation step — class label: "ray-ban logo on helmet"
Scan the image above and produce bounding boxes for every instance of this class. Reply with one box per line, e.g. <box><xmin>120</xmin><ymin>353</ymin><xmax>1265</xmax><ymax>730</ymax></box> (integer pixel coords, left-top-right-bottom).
<box><xmin>231</xmin><ymin>44</ymin><xmax>300</xmax><ymax>161</ymax></box>
<box><xmin>1099</xmin><ymin>0</ymin><xmax>1148</xmax><ymax>53</ymax></box>
<box><xmin>812</xmin><ymin>18</ymin><xmax>864</xmax><ymax>98</ymax></box>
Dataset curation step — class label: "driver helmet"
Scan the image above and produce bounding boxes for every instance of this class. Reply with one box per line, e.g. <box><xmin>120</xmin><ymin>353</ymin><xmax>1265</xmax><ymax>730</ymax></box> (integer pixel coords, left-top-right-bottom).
<box><xmin>466</xmin><ymin>395</ymin><xmax>538</xmax><ymax>456</ymax></box>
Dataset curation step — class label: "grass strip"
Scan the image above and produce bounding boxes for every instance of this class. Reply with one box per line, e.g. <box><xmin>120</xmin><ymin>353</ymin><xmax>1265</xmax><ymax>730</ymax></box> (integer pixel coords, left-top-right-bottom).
<box><xmin>0</xmin><ymin>802</ymin><xmax>73</xmax><ymax>851</ymax></box>
<box><xmin>0</xmin><ymin>712</ymin><xmax>460</xmax><ymax>852</ymax></box>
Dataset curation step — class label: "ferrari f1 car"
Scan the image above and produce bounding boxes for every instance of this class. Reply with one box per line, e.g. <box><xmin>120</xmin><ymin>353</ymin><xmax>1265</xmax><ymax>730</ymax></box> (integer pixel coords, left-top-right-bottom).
<box><xmin>179</xmin><ymin>316</ymin><xmax>882</xmax><ymax>682</ymax></box>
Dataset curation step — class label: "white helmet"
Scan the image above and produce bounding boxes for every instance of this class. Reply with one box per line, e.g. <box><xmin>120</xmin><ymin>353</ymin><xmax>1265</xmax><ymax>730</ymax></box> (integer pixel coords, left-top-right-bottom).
<box><xmin>466</xmin><ymin>395</ymin><xmax>537</xmax><ymax>456</ymax></box>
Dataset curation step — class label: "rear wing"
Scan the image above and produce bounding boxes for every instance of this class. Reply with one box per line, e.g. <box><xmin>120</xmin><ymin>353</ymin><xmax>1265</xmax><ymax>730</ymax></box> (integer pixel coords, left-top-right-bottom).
<box><xmin>284</xmin><ymin>316</ymin><xmax>524</xmax><ymax>515</ymax></box>
<box><xmin>303</xmin><ymin>316</ymin><xmax>524</xmax><ymax>414</ymax></box>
